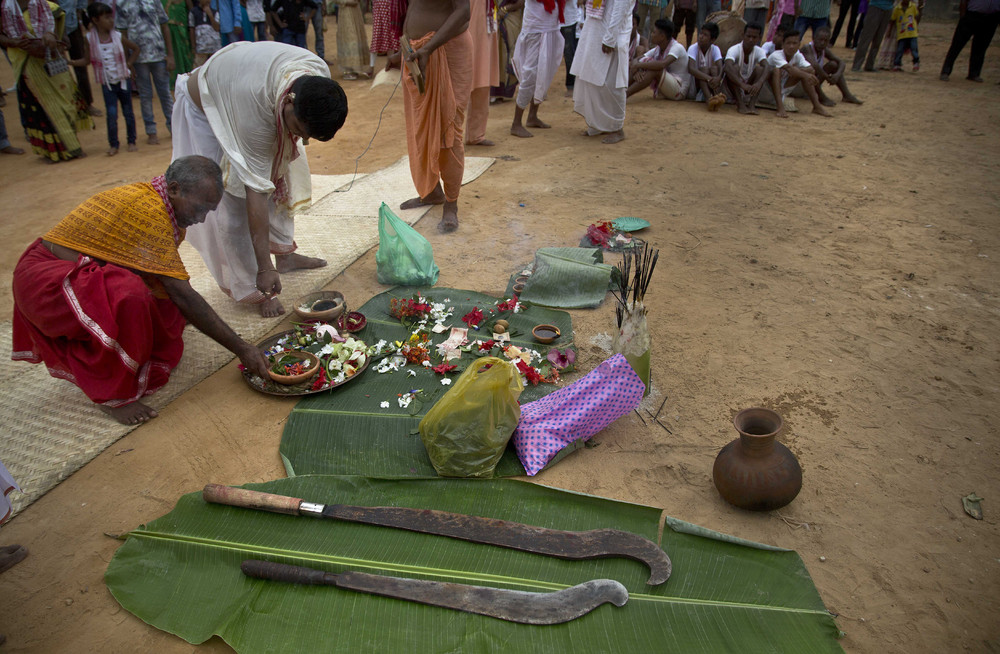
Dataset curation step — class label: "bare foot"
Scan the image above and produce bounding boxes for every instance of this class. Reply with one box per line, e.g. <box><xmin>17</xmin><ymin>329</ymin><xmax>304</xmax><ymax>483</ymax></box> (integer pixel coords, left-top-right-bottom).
<box><xmin>564</xmin><ymin>88</ymin><xmax>574</xmax><ymax>97</ymax></box>
<box><xmin>510</xmin><ymin>123</ymin><xmax>534</xmax><ymax>138</ymax></box>
<box><xmin>812</xmin><ymin>107</ymin><xmax>833</xmax><ymax>117</ymax></box>
<box><xmin>147</xmin><ymin>134</ymin><xmax>159</xmax><ymax>145</ymax></box>
<box><xmin>738</xmin><ymin>105</ymin><xmax>751</xmax><ymax>114</ymax></box>
<box><xmin>0</xmin><ymin>544</ymin><xmax>28</xmax><ymax>573</ymax></box>
<box><xmin>776</xmin><ymin>110</ymin><xmax>789</xmax><ymax>118</ymax></box>
<box><xmin>99</xmin><ymin>401</ymin><xmax>158</xmax><ymax>425</ymax></box>
<box><xmin>275</xmin><ymin>252</ymin><xmax>327</xmax><ymax>272</ymax></box>
<box><xmin>469</xmin><ymin>138</ymin><xmax>495</xmax><ymax>146</ymax></box>
<box><xmin>438</xmin><ymin>203</ymin><xmax>459</xmax><ymax>233</ymax></box>
<box><xmin>107</xmin><ymin>147</ymin><xmax>119</xmax><ymax>156</ymax></box>
<box><xmin>820</xmin><ymin>95</ymin><xmax>837</xmax><ymax>107</ymax></box>
<box><xmin>843</xmin><ymin>94</ymin><xmax>863</xmax><ymax>104</ymax></box>
<box><xmin>400</xmin><ymin>186</ymin><xmax>445</xmax><ymax>209</ymax></box>
<box><xmin>748</xmin><ymin>107</ymin><xmax>760</xmax><ymax>115</ymax></box>
<box><xmin>601</xmin><ymin>129</ymin><xmax>625</xmax><ymax>144</ymax></box>
<box><xmin>127</xmin><ymin>143</ymin><xmax>138</xmax><ymax>151</ymax></box>
<box><xmin>259</xmin><ymin>296</ymin><xmax>285</xmax><ymax>317</ymax></box>
<box><xmin>525</xmin><ymin>117</ymin><xmax>550</xmax><ymax>128</ymax></box>
<box><xmin>1</xmin><ymin>145</ymin><xmax>24</xmax><ymax>155</ymax></box>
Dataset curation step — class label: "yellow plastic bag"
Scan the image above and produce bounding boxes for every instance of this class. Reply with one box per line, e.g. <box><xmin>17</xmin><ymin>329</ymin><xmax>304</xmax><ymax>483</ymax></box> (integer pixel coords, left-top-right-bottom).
<box><xmin>419</xmin><ymin>357</ymin><xmax>524</xmax><ymax>478</ymax></box>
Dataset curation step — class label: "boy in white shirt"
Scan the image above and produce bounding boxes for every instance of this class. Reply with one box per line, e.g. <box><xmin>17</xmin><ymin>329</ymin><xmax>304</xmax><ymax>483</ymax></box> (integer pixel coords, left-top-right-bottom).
<box><xmin>511</xmin><ymin>0</ymin><xmax>566</xmax><ymax>137</ymax></box>
<box><xmin>627</xmin><ymin>18</ymin><xmax>690</xmax><ymax>100</ymax></box>
<box><xmin>800</xmin><ymin>25</ymin><xmax>863</xmax><ymax>105</ymax></box>
<box><xmin>723</xmin><ymin>22</ymin><xmax>769</xmax><ymax>114</ymax></box>
<box><xmin>767</xmin><ymin>29</ymin><xmax>831</xmax><ymax>117</ymax></box>
<box><xmin>761</xmin><ymin>24</ymin><xmax>786</xmax><ymax>56</ymax></box>
<box><xmin>686</xmin><ymin>21</ymin><xmax>725</xmax><ymax>109</ymax></box>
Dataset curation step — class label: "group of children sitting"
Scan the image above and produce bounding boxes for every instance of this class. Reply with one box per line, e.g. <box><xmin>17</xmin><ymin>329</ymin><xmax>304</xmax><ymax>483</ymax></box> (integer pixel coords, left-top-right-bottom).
<box><xmin>626</xmin><ymin>19</ymin><xmax>864</xmax><ymax>118</ymax></box>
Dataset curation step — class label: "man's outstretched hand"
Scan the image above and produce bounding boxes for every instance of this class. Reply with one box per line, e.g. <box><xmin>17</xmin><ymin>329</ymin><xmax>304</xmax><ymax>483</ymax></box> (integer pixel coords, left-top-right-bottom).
<box><xmin>239</xmin><ymin>343</ymin><xmax>271</xmax><ymax>379</ymax></box>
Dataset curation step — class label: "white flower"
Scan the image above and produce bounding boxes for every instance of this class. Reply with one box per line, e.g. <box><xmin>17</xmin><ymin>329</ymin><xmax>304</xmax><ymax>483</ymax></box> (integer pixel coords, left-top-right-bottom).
<box><xmin>441</xmin><ymin>378</ymin><xmax>452</xmax><ymax>386</ymax></box>
<box><xmin>319</xmin><ymin>343</ymin><xmax>336</xmax><ymax>356</ymax></box>
<box><xmin>398</xmin><ymin>394</ymin><xmax>413</xmax><ymax>408</ymax></box>
<box><xmin>380</xmin><ymin>401</ymin><xmax>390</xmax><ymax>409</ymax></box>
<box><xmin>422</xmin><ymin>360</ymin><xmax>432</xmax><ymax>367</ymax></box>
<box><xmin>408</xmin><ymin>369</ymin><xmax>417</xmax><ymax>377</ymax></box>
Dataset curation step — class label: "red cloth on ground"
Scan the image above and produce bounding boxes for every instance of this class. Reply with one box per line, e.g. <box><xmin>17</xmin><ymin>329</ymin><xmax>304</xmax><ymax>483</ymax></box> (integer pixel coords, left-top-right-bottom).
<box><xmin>11</xmin><ymin>239</ymin><xmax>186</xmax><ymax>407</ymax></box>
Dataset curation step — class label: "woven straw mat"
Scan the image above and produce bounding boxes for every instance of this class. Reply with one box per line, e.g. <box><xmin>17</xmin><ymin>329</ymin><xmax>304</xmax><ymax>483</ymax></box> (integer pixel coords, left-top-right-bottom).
<box><xmin>0</xmin><ymin>156</ymin><xmax>495</xmax><ymax>517</ymax></box>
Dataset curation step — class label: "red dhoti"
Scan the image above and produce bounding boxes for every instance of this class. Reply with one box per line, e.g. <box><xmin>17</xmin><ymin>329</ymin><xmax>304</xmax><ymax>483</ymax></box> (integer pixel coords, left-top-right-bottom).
<box><xmin>11</xmin><ymin>240</ymin><xmax>186</xmax><ymax>407</ymax></box>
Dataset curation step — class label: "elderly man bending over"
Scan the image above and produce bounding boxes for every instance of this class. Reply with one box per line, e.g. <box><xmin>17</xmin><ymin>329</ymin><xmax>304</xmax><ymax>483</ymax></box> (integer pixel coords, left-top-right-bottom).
<box><xmin>11</xmin><ymin>156</ymin><xmax>270</xmax><ymax>425</ymax></box>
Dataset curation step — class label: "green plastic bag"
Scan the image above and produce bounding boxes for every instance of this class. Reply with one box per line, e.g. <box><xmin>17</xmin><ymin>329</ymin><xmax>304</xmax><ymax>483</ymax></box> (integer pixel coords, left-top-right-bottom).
<box><xmin>375</xmin><ymin>203</ymin><xmax>440</xmax><ymax>286</ymax></box>
<box><xmin>419</xmin><ymin>357</ymin><xmax>524</xmax><ymax>478</ymax></box>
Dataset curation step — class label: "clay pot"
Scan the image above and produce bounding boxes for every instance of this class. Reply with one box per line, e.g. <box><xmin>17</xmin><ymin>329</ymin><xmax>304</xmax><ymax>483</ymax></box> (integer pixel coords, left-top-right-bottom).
<box><xmin>712</xmin><ymin>408</ymin><xmax>802</xmax><ymax>511</ymax></box>
<box><xmin>267</xmin><ymin>351</ymin><xmax>321</xmax><ymax>385</ymax></box>
<box><xmin>532</xmin><ymin>324</ymin><xmax>560</xmax><ymax>344</ymax></box>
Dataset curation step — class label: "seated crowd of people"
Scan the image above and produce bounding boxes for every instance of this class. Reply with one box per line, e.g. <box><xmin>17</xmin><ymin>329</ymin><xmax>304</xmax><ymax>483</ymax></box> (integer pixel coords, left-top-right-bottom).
<box><xmin>626</xmin><ymin>18</ymin><xmax>863</xmax><ymax>117</ymax></box>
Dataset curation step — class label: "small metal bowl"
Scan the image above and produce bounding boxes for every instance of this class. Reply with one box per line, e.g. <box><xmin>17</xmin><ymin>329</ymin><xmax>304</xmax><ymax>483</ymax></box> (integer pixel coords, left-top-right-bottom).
<box><xmin>293</xmin><ymin>291</ymin><xmax>346</xmax><ymax>322</ymax></box>
<box><xmin>267</xmin><ymin>351</ymin><xmax>321</xmax><ymax>385</ymax></box>
<box><xmin>532</xmin><ymin>324</ymin><xmax>561</xmax><ymax>344</ymax></box>
<box><xmin>512</xmin><ymin>283</ymin><xmax>525</xmax><ymax>294</ymax></box>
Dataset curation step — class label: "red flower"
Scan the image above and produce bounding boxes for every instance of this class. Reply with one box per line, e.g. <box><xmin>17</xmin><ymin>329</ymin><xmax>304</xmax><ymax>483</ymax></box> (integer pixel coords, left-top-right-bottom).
<box><xmin>516</xmin><ymin>359</ymin><xmax>542</xmax><ymax>385</ymax></box>
<box><xmin>310</xmin><ymin>367</ymin><xmax>329</xmax><ymax>391</ymax></box>
<box><xmin>478</xmin><ymin>339</ymin><xmax>496</xmax><ymax>351</ymax></box>
<box><xmin>462</xmin><ymin>307</ymin><xmax>484</xmax><ymax>328</ymax></box>
<box><xmin>496</xmin><ymin>297</ymin><xmax>517</xmax><ymax>312</ymax></box>
<box><xmin>432</xmin><ymin>363</ymin><xmax>457</xmax><ymax>375</ymax></box>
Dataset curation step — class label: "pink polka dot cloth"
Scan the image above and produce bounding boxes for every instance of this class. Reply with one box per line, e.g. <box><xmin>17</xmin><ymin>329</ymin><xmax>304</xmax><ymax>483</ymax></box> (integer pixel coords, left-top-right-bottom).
<box><xmin>513</xmin><ymin>353</ymin><xmax>646</xmax><ymax>476</ymax></box>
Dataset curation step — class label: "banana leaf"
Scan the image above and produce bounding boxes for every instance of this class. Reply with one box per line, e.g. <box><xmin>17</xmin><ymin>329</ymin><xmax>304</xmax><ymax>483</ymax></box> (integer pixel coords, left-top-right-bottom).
<box><xmin>105</xmin><ymin>476</ymin><xmax>843</xmax><ymax>653</ymax></box>
<box><xmin>279</xmin><ymin>288</ymin><xmax>574</xmax><ymax>478</ymax></box>
<box><xmin>518</xmin><ymin>248</ymin><xmax>615</xmax><ymax>309</ymax></box>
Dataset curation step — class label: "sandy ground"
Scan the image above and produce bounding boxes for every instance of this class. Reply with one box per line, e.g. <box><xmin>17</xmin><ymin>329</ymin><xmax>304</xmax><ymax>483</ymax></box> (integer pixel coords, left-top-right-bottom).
<box><xmin>0</xmin><ymin>17</ymin><xmax>998</xmax><ymax>653</ymax></box>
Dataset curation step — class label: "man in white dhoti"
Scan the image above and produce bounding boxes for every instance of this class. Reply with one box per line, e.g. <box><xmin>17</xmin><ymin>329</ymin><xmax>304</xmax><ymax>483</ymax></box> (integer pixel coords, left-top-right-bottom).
<box><xmin>570</xmin><ymin>0</ymin><xmax>634</xmax><ymax>144</ymax></box>
<box><xmin>510</xmin><ymin>0</ymin><xmax>566</xmax><ymax>137</ymax></box>
<box><xmin>171</xmin><ymin>41</ymin><xmax>348</xmax><ymax>317</ymax></box>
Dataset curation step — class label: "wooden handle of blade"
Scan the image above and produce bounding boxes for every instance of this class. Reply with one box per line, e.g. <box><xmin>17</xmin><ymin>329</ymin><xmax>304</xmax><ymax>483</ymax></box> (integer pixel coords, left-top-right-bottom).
<box><xmin>202</xmin><ymin>484</ymin><xmax>302</xmax><ymax>515</ymax></box>
<box><xmin>241</xmin><ymin>560</ymin><xmax>334</xmax><ymax>586</ymax></box>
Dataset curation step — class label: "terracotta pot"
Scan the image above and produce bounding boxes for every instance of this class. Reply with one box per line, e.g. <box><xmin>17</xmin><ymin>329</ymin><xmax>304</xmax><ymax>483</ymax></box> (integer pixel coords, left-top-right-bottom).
<box><xmin>712</xmin><ymin>408</ymin><xmax>802</xmax><ymax>511</ymax></box>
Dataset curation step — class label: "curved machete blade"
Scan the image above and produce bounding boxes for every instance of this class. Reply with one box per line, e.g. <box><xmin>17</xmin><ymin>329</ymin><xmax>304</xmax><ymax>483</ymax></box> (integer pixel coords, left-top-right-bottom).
<box><xmin>242</xmin><ymin>560</ymin><xmax>629</xmax><ymax>625</ymax></box>
<box><xmin>326</xmin><ymin>505</ymin><xmax>672</xmax><ymax>585</ymax></box>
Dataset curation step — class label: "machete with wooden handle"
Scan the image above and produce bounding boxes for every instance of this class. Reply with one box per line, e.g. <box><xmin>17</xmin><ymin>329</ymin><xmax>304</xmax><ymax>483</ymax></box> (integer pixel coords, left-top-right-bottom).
<box><xmin>241</xmin><ymin>560</ymin><xmax>628</xmax><ymax>624</ymax></box>
<box><xmin>204</xmin><ymin>484</ymin><xmax>671</xmax><ymax>585</ymax></box>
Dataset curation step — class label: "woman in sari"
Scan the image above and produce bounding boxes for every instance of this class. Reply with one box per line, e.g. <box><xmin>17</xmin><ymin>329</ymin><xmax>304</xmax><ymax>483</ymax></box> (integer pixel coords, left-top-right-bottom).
<box><xmin>163</xmin><ymin>0</ymin><xmax>193</xmax><ymax>88</ymax></box>
<box><xmin>337</xmin><ymin>0</ymin><xmax>371</xmax><ymax>79</ymax></box>
<box><xmin>0</xmin><ymin>0</ymin><xmax>92</xmax><ymax>161</ymax></box>
<box><xmin>492</xmin><ymin>0</ymin><xmax>523</xmax><ymax>99</ymax></box>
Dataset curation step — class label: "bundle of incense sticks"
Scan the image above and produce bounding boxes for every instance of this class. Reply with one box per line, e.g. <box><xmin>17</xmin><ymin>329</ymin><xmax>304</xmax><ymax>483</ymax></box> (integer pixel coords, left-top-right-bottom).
<box><xmin>611</xmin><ymin>243</ymin><xmax>659</xmax><ymax>327</ymax></box>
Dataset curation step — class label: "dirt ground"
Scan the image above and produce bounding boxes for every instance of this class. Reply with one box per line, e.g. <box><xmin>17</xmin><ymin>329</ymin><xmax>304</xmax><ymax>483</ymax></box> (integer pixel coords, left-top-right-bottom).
<box><xmin>1</xmin><ymin>17</ymin><xmax>998</xmax><ymax>653</ymax></box>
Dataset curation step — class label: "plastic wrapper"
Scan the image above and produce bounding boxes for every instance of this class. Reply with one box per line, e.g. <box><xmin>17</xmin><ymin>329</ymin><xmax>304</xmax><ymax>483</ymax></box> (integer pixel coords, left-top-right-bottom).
<box><xmin>419</xmin><ymin>357</ymin><xmax>524</xmax><ymax>478</ymax></box>
<box><xmin>375</xmin><ymin>203</ymin><xmax>440</xmax><ymax>286</ymax></box>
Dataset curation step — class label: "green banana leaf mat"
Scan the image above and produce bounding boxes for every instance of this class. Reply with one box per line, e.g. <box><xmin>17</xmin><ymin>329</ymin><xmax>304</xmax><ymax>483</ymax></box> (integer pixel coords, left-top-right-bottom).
<box><xmin>105</xmin><ymin>475</ymin><xmax>843</xmax><ymax>653</ymax></box>
<box><xmin>279</xmin><ymin>288</ymin><xmax>575</xmax><ymax>479</ymax></box>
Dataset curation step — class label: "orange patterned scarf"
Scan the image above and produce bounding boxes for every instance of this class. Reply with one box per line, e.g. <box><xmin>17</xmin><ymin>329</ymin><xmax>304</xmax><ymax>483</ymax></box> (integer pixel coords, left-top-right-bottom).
<box><xmin>44</xmin><ymin>180</ymin><xmax>189</xmax><ymax>280</ymax></box>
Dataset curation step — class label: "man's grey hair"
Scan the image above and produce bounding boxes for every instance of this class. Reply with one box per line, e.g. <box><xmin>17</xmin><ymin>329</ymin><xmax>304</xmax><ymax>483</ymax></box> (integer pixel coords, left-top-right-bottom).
<box><xmin>165</xmin><ymin>155</ymin><xmax>224</xmax><ymax>195</ymax></box>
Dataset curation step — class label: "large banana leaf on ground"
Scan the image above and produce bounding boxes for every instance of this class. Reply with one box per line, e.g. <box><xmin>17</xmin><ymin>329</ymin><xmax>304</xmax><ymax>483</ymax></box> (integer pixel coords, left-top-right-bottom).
<box><xmin>279</xmin><ymin>288</ymin><xmax>574</xmax><ymax>478</ymax></box>
<box><xmin>105</xmin><ymin>475</ymin><xmax>843</xmax><ymax>653</ymax></box>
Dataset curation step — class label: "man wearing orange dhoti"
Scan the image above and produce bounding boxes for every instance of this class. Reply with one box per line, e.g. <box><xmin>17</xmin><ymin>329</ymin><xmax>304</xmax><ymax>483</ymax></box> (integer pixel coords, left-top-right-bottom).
<box><xmin>389</xmin><ymin>0</ymin><xmax>472</xmax><ymax>233</ymax></box>
<box><xmin>466</xmin><ymin>0</ymin><xmax>500</xmax><ymax>146</ymax></box>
